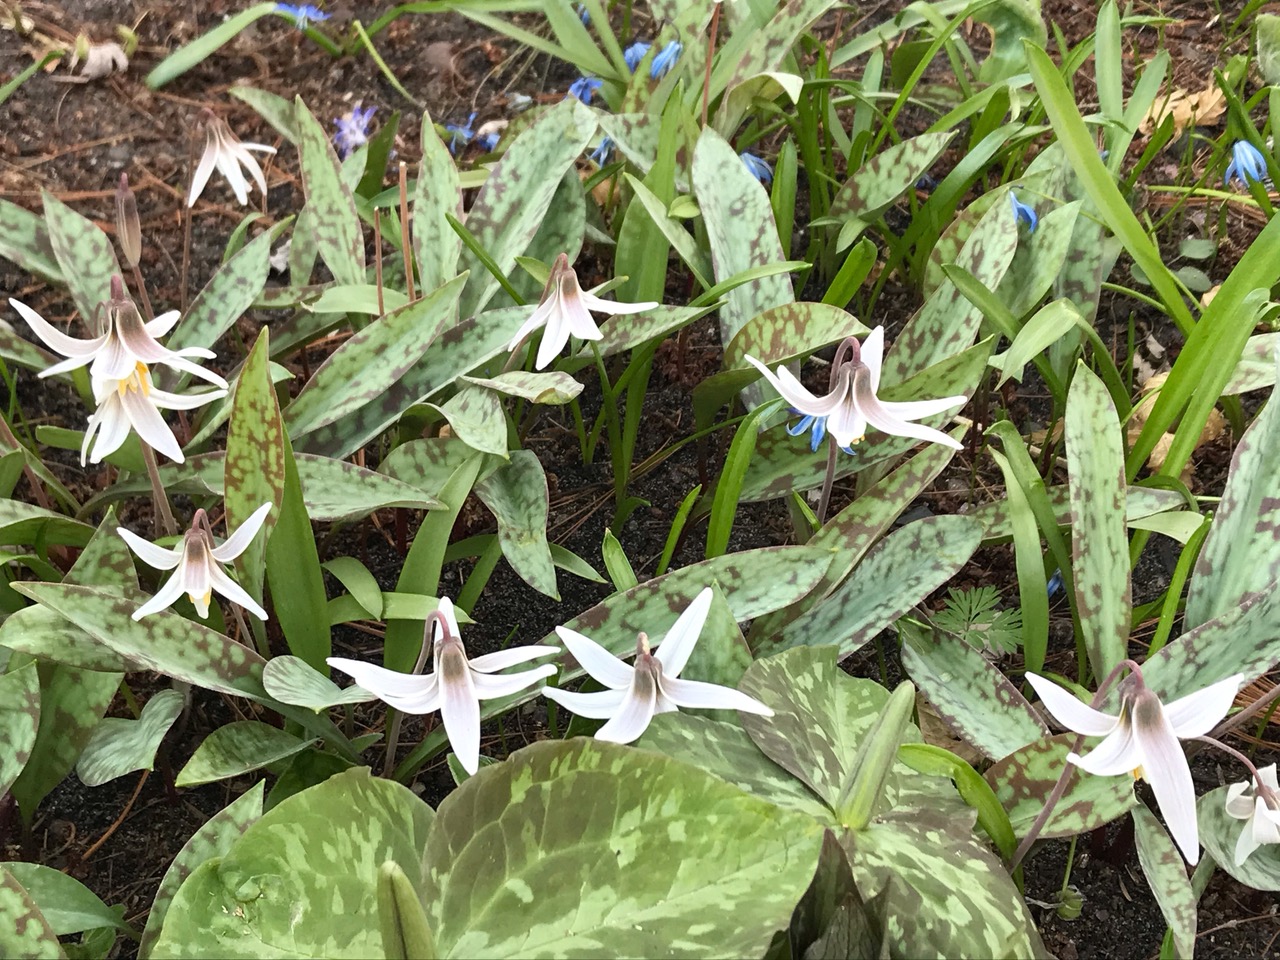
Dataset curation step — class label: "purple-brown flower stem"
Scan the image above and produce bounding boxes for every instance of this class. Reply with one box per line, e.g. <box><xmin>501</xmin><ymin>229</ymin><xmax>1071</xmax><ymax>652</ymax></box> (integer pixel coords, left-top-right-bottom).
<box><xmin>382</xmin><ymin>610</ymin><xmax>443</xmax><ymax>776</ymax></box>
<box><xmin>181</xmin><ymin>130</ymin><xmax>196</xmax><ymax>313</ymax></box>
<box><xmin>701</xmin><ymin>3</ymin><xmax>720</xmax><ymax>128</ymax></box>
<box><xmin>399</xmin><ymin>162</ymin><xmax>415</xmax><ymax>304</ymax></box>
<box><xmin>141</xmin><ymin>444</ymin><xmax>178</xmax><ymax>538</ymax></box>
<box><xmin>1193</xmin><ymin>736</ymin><xmax>1268</xmax><ymax>793</ymax></box>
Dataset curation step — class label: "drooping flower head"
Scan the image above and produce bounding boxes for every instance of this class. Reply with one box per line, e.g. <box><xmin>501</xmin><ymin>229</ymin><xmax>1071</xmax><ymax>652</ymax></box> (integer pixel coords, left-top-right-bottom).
<box><xmin>1225</xmin><ymin>764</ymin><xmax>1280</xmax><ymax>866</ymax></box>
<box><xmin>567</xmin><ymin>76</ymin><xmax>603</xmax><ymax>104</ymax></box>
<box><xmin>1225</xmin><ymin>140</ymin><xmax>1268</xmax><ymax>189</ymax></box>
<box><xmin>508</xmin><ymin>253</ymin><xmax>657</xmax><ymax>370</ymax></box>
<box><xmin>589</xmin><ymin>137</ymin><xmax>615</xmax><ymax>167</ymax></box>
<box><xmin>746</xmin><ymin>327</ymin><xmax>966</xmax><ymax>452</ymax></box>
<box><xmin>83</xmin><ymin>363</ymin><xmax>225</xmax><ymax>465</ymax></box>
<box><xmin>444</xmin><ymin>112</ymin><xmax>477</xmax><ymax>155</ymax></box>
<box><xmin>328</xmin><ymin>598</ymin><xmax>559</xmax><ymax>774</ymax></box>
<box><xmin>624</xmin><ymin>41</ymin><xmax>651</xmax><ymax>72</ymax></box>
<box><xmin>275</xmin><ymin>3</ymin><xmax>330</xmax><ymax>30</ymax></box>
<box><xmin>1026</xmin><ymin>670</ymin><xmax>1242</xmax><ymax>864</ymax></box>
<box><xmin>119</xmin><ymin>503</ymin><xmax>272</xmax><ymax>620</ymax></box>
<box><xmin>1010</xmin><ymin>191</ymin><xmax>1037</xmax><ymax>233</ymax></box>
<box><xmin>740</xmin><ymin>151</ymin><xmax>773</xmax><ymax>185</ymax></box>
<box><xmin>333</xmin><ymin>104</ymin><xmax>376</xmax><ymax>159</ymax></box>
<box><xmin>189</xmin><ymin>110</ymin><xmax>276</xmax><ymax>208</ymax></box>
<box><xmin>650</xmin><ymin>40</ymin><xmax>682</xmax><ymax>79</ymax></box>
<box><xmin>542</xmin><ymin>588</ymin><xmax>774</xmax><ymax>743</ymax></box>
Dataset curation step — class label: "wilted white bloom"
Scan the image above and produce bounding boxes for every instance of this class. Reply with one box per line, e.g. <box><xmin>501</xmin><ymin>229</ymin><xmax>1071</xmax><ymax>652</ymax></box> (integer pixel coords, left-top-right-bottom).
<box><xmin>59</xmin><ymin>37</ymin><xmax>128</xmax><ymax>83</ymax></box>
<box><xmin>542</xmin><ymin>588</ymin><xmax>773</xmax><ymax>744</ymax></box>
<box><xmin>747</xmin><ymin>327</ymin><xmax>966</xmax><ymax>451</ymax></box>
<box><xmin>328</xmin><ymin>598</ymin><xmax>559</xmax><ymax>774</ymax></box>
<box><xmin>509</xmin><ymin>253</ymin><xmax>657</xmax><ymax>370</ymax></box>
<box><xmin>189</xmin><ymin>111</ymin><xmax>277</xmax><ymax>207</ymax></box>
<box><xmin>1225</xmin><ymin>764</ymin><xmax>1280</xmax><ymax>866</ymax></box>
<box><xmin>1026</xmin><ymin>671</ymin><xmax>1242</xmax><ymax>864</ymax></box>
<box><xmin>119</xmin><ymin>503</ymin><xmax>272</xmax><ymax>620</ymax></box>
<box><xmin>83</xmin><ymin>365</ymin><xmax>224</xmax><ymax>465</ymax></box>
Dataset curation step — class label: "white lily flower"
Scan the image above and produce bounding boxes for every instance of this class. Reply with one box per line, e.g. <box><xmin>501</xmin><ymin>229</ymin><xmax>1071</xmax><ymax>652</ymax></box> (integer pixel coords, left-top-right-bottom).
<box><xmin>119</xmin><ymin>503</ymin><xmax>272</xmax><ymax>621</ymax></box>
<box><xmin>327</xmin><ymin>597</ymin><xmax>559</xmax><ymax>774</ymax></box>
<box><xmin>188</xmin><ymin>112</ymin><xmax>277</xmax><ymax>208</ymax></box>
<box><xmin>1225</xmin><ymin>764</ymin><xmax>1280</xmax><ymax>866</ymax></box>
<box><xmin>83</xmin><ymin>364</ymin><xmax>226</xmax><ymax>465</ymax></box>
<box><xmin>508</xmin><ymin>253</ymin><xmax>657</xmax><ymax>370</ymax></box>
<box><xmin>542</xmin><ymin>588</ymin><xmax>774</xmax><ymax>744</ymax></box>
<box><xmin>9</xmin><ymin>279</ymin><xmax>227</xmax><ymax>388</ymax></box>
<box><xmin>1026</xmin><ymin>671</ymin><xmax>1242</xmax><ymax>863</ymax></box>
<box><xmin>745</xmin><ymin>326</ymin><xmax>966</xmax><ymax>451</ymax></box>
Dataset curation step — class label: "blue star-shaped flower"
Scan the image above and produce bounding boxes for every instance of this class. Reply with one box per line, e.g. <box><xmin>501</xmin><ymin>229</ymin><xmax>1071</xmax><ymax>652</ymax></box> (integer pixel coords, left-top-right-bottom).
<box><xmin>275</xmin><ymin>3</ymin><xmax>329</xmax><ymax>30</ymax></box>
<box><xmin>624</xmin><ymin>41</ymin><xmax>651</xmax><ymax>72</ymax></box>
<box><xmin>332</xmin><ymin>104</ymin><xmax>376</xmax><ymax>160</ymax></box>
<box><xmin>568</xmin><ymin>76</ymin><xmax>603</xmax><ymax>104</ymax></box>
<box><xmin>1010</xmin><ymin>191</ymin><xmax>1037</xmax><ymax>233</ymax></box>
<box><xmin>787</xmin><ymin>413</ymin><xmax>854</xmax><ymax>454</ymax></box>
<box><xmin>651</xmin><ymin>40</ymin><xmax>682</xmax><ymax>79</ymax></box>
<box><xmin>590</xmin><ymin>137</ymin><xmax>615</xmax><ymax>166</ymax></box>
<box><xmin>740</xmin><ymin>151</ymin><xmax>773</xmax><ymax>185</ymax></box>
<box><xmin>1047</xmin><ymin>569</ymin><xmax>1064</xmax><ymax>598</ymax></box>
<box><xmin>477</xmin><ymin>131</ymin><xmax>501</xmax><ymax>152</ymax></box>
<box><xmin>444</xmin><ymin>113</ymin><xmax>477</xmax><ymax>155</ymax></box>
<box><xmin>1225</xmin><ymin>140</ymin><xmax>1268</xmax><ymax>188</ymax></box>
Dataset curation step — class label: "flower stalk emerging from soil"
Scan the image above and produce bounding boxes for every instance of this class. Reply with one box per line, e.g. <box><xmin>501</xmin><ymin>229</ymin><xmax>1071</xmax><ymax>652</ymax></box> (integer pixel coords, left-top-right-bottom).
<box><xmin>188</xmin><ymin>110</ymin><xmax>276</xmax><ymax>208</ymax></box>
<box><xmin>542</xmin><ymin>588</ymin><xmax>774</xmax><ymax>744</ymax></box>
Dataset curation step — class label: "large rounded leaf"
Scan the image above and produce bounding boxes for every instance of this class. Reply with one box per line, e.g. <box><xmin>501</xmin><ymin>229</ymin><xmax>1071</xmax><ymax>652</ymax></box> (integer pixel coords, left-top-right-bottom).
<box><xmin>1198</xmin><ymin>785</ymin><xmax>1280</xmax><ymax>891</ymax></box>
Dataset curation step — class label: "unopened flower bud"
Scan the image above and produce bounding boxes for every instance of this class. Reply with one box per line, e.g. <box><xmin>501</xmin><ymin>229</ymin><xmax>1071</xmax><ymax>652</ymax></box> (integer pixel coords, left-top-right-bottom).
<box><xmin>115</xmin><ymin>174</ymin><xmax>141</xmax><ymax>268</ymax></box>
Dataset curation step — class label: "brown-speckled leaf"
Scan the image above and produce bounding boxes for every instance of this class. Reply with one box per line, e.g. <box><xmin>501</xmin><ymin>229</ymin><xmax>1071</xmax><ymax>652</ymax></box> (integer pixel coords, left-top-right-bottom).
<box><xmin>165</xmin><ymin>227</ymin><xmax>274</xmax><ymax>361</ymax></box>
<box><xmin>514</xmin><ymin>170</ymin><xmax>585</xmax><ymax>304</ymax></box>
<box><xmin>900</xmin><ymin>622</ymin><xmax>1046</xmax><ymax>760</ymax></box>
<box><xmin>1065</xmin><ymin>364</ymin><xmax>1130</xmax><ymax>679</ymax></box>
<box><xmin>1197</xmin><ymin>784</ymin><xmax>1280</xmax><ymax>891</ymax></box>
<box><xmin>0</xmin><ymin>198</ymin><xmax>62</xmax><ymax>284</ymax></box>
<box><xmin>412</xmin><ymin>110</ymin><xmax>463</xmax><ymax>295</ymax></box>
<box><xmin>42</xmin><ymin>191</ymin><xmax>119</xmax><ymax>324</ymax></box>
<box><xmin>1132</xmin><ymin>804</ymin><xmax>1197</xmax><ymax>957</ymax></box>
<box><xmin>1223</xmin><ymin>333</ymin><xmax>1280</xmax><ymax>395</ymax></box>
<box><xmin>294</xmin><ymin>97</ymin><xmax>365</xmax><ymax>287</ymax></box>
<box><xmin>975</xmin><ymin>484</ymin><xmax>1185</xmax><ymax>542</ymax></box>
<box><xmin>0</xmin><ymin>663</ymin><xmax>39</xmax><ymax>800</ymax></box>
<box><xmin>595</xmin><ymin>113</ymin><xmax>661</xmax><ymax>177</ymax></box>
<box><xmin>0</xmin><ymin>867</ymin><xmax>64</xmax><ymax>960</ymax></box>
<box><xmin>985</xmin><ymin>733</ymin><xmax>1136</xmax><ymax>838</ymax></box>
<box><xmin>474</xmin><ymin>450</ymin><xmax>556</xmax><ymax>599</ymax></box>
<box><xmin>0</xmin><ymin>500</ymin><xmax>94</xmax><ymax>548</ymax></box>
<box><xmin>761</xmin><ymin>516</ymin><xmax>982</xmax><ymax>659</ymax></box>
<box><xmin>722</xmin><ymin>302</ymin><xmax>866</xmax><ymax>370</ymax></box>
<box><xmin>460</xmin><ymin>371</ymin><xmax>581</xmax><ymax>404</ymax></box>
<box><xmin>435</xmin><ymin>384</ymin><xmax>507</xmax><ymax>458</ymax></box>
<box><xmin>1186</xmin><ymin>351</ymin><xmax>1280</xmax><ymax>631</ymax></box>
<box><xmin>828</xmin><ymin>132</ymin><xmax>955</xmax><ymax>237</ymax></box>
<box><xmin>719</xmin><ymin>0</ymin><xmax>841</xmax><ymax>95</ymax></box>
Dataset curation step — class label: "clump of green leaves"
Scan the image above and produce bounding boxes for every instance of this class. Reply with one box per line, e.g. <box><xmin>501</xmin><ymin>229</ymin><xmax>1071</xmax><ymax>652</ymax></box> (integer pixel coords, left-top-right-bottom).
<box><xmin>932</xmin><ymin>585</ymin><xmax>1023</xmax><ymax>655</ymax></box>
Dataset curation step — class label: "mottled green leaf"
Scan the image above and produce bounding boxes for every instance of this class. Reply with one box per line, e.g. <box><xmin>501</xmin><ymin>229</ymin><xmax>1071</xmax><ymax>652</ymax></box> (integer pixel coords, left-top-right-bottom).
<box><xmin>0</xmin><ymin>662</ymin><xmax>39</xmax><ymax>799</ymax></box>
<box><xmin>718</xmin><ymin>0</ymin><xmax>841</xmax><ymax>95</ymax></box>
<box><xmin>1197</xmin><ymin>784</ymin><xmax>1280</xmax><ymax>891</ymax></box>
<box><xmin>42</xmin><ymin>191</ymin><xmax>119</xmax><ymax>325</ymax></box>
<box><xmin>764</xmin><ymin>516</ymin><xmax>982</xmax><ymax>659</ymax></box>
<box><xmin>294</xmin><ymin>97</ymin><xmax>364</xmax><ymax>286</ymax></box>
<box><xmin>1066</xmin><ymin>364</ymin><xmax>1130</xmax><ymax>678</ymax></box>
<box><xmin>474</xmin><ymin>450</ymin><xmax>556</xmax><ymax>598</ymax></box>
<box><xmin>176</xmin><ymin>721</ymin><xmax>315</xmax><ymax>787</ymax></box>
<box><xmin>591</xmin><ymin>305</ymin><xmax>712</xmax><ymax>359</ymax></box>
<box><xmin>1132</xmin><ymin>804</ymin><xmax>1196</xmax><ymax>957</ymax></box>
<box><xmin>166</xmin><ymin>228</ymin><xmax>274</xmax><ymax>360</ymax></box>
<box><xmin>723</xmin><ymin>302</ymin><xmax>866</xmax><ymax>370</ymax></box>
<box><xmin>139</xmin><ymin>783</ymin><xmax>266</xmax><ymax>958</ymax></box>
<box><xmin>378</xmin><ymin>437</ymin><xmax>473</xmax><ymax>497</ymax></box>
<box><xmin>0</xmin><ymin>867</ymin><xmax>64</xmax><ymax>960</ymax></box>
<box><xmin>514</xmin><ymin>171</ymin><xmax>585</xmax><ymax>304</ymax></box>
<box><xmin>413</xmin><ymin>110</ymin><xmax>464</xmax><ymax>295</ymax></box>
<box><xmin>458</xmin><ymin>99</ymin><xmax>596</xmax><ymax>317</ymax></box>
<box><xmin>1186</xmin><ymin>354</ymin><xmax>1280</xmax><ymax>630</ymax></box>
<box><xmin>985</xmin><ymin>733</ymin><xmax>1136</xmax><ymax>838</ymax></box>
<box><xmin>461</xmin><ymin>371</ymin><xmax>582</xmax><ymax>404</ymax></box>
<box><xmin>228</xmin><ymin>85</ymin><xmax>297</xmax><ymax>142</ymax></box>
<box><xmin>424</xmin><ymin>739</ymin><xmax>825</xmax><ymax>958</ymax></box>
<box><xmin>0</xmin><ymin>317</ymin><xmax>58</xmax><ymax>373</ymax></box>
<box><xmin>829</xmin><ymin>132</ymin><xmax>955</xmax><ymax>240</ymax></box>
<box><xmin>996</xmin><ymin>202</ymin><xmax>1082</xmax><ymax>318</ymax></box>
<box><xmin>0</xmin><ymin>198</ymin><xmax>62</xmax><ymax>284</ymax></box>
<box><xmin>1223</xmin><ymin>333</ymin><xmax>1280</xmax><ymax>395</ymax></box>
<box><xmin>262</xmin><ymin>656</ymin><xmax>376</xmax><ymax>711</ymax></box>
<box><xmin>0</xmin><ymin>606</ymin><xmax>135</xmax><ymax>672</ymax></box>
<box><xmin>975</xmin><ymin>483</ymin><xmax>1186</xmax><ymax>542</ymax></box>
<box><xmin>434</xmin><ymin>384</ymin><xmax>508</xmax><ymax>458</ymax></box>
<box><xmin>151</xmin><ymin>769</ymin><xmax>432</xmax><ymax>958</ymax></box>
<box><xmin>305</xmin><ymin>284</ymin><xmax>409</xmax><ymax>316</ymax></box>
<box><xmin>75</xmin><ymin>689</ymin><xmax>184</xmax><ymax>787</ymax></box>
<box><xmin>989</xmin><ymin>299</ymin><xmax>1083</xmax><ymax>387</ymax></box>
<box><xmin>900</xmin><ymin>623</ymin><xmax>1046</xmax><ymax>760</ymax></box>
<box><xmin>0</xmin><ymin>500</ymin><xmax>95</xmax><ymax>548</ymax></box>
<box><xmin>0</xmin><ymin>862</ymin><xmax>130</xmax><ymax>937</ymax></box>
<box><xmin>974</xmin><ymin>0</ymin><xmax>1048</xmax><ymax>82</ymax></box>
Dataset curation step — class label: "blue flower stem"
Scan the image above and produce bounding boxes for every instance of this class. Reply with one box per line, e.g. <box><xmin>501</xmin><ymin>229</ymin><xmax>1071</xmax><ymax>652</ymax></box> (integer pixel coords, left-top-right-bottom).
<box><xmin>351</xmin><ymin>19</ymin><xmax>421</xmax><ymax>106</ymax></box>
<box><xmin>816</xmin><ymin>433</ymin><xmax>839</xmax><ymax>525</ymax></box>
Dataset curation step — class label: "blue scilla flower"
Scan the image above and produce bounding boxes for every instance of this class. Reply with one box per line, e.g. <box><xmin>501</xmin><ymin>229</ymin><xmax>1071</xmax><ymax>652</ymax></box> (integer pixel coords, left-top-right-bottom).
<box><xmin>276</xmin><ymin>3</ymin><xmax>329</xmax><ymax>30</ymax></box>
<box><xmin>576</xmin><ymin>4</ymin><xmax>589</xmax><ymax>23</ymax></box>
<box><xmin>590</xmin><ymin>137</ymin><xmax>615</xmax><ymax>166</ymax></box>
<box><xmin>332</xmin><ymin>104</ymin><xmax>375</xmax><ymax>160</ymax></box>
<box><xmin>568</xmin><ymin>76</ymin><xmax>603</xmax><ymax>104</ymax></box>
<box><xmin>1225</xmin><ymin>140</ymin><xmax>1268</xmax><ymax>188</ymax></box>
<box><xmin>740</xmin><ymin>151</ymin><xmax>773</xmax><ymax>185</ymax></box>
<box><xmin>624</xmin><ymin>41</ymin><xmax>651</xmax><ymax>73</ymax></box>
<box><xmin>477</xmin><ymin>131</ymin><xmax>501</xmax><ymax>152</ymax></box>
<box><xmin>787</xmin><ymin>413</ymin><xmax>854</xmax><ymax>455</ymax></box>
<box><xmin>1010</xmin><ymin>191</ymin><xmax>1037</xmax><ymax>233</ymax></box>
<box><xmin>651</xmin><ymin>40</ymin><xmax>682</xmax><ymax>79</ymax></box>
<box><xmin>444</xmin><ymin>113</ymin><xmax>476</xmax><ymax>155</ymax></box>
<box><xmin>1047</xmin><ymin>568</ymin><xmax>1064</xmax><ymax>598</ymax></box>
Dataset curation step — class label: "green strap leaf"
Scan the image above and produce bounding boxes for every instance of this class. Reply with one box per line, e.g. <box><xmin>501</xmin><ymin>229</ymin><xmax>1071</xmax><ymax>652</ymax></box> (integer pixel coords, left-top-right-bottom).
<box><xmin>145</xmin><ymin>2</ymin><xmax>278</xmax><ymax>88</ymax></box>
<box><xmin>176</xmin><ymin>721</ymin><xmax>316</xmax><ymax>787</ymax></box>
<box><xmin>474</xmin><ymin>450</ymin><xmax>558</xmax><ymax>599</ymax></box>
<box><xmin>0</xmin><ymin>663</ymin><xmax>39</xmax><ymax>799</ymax></box>
<box><xmin>1132</xmin><ymin>804</ymin><xmax>1197</xmax><ymax>958</ymax></box>
<box><xmin>294</xmin><ymin>96</ymin><xmax>365</xmax><ymax>287</ymax></box>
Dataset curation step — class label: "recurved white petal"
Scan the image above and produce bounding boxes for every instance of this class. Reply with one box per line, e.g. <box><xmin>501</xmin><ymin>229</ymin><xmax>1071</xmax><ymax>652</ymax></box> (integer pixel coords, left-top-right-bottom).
<box><xmin>577</xmin><ymin>292</ymin><xmax>656</xmax><ymax>316</ymax></box>
<box><xmin>534</xmin><ymin>312</ymin><xmax>573</xmax><ymax>370</ymax></box>
<box><xmin>117</xmin><ymin>527</ymin><xmax>183</xmax><ymax>570</ymax></box>
<box><xmin>1024</xmin><ymin>672</ymin><xmax>1118</xmax><ymax>736</ymax></box>
<box><xmin>439</xmin><ymin>648</ymin><xmax>481</xmax><ymax>774</ymax></box>
<box><xmin>469</xmin><ymin>645</ymin><xmax>560</xmax><ymax>673</ymax></box>
<box><xmin>207</xmin><ymin>563</ymin><xmax>268</xmax><ymax>620</ymax></box>
<box><xmin>661</xmin><ymin>675</ymin><xmax>774</xmax><ymax>715</ymax></box>
<box><xmin>471</xmin><ymin>663</ymin><xmax>558</xmax><ymax>700</ymax></box>
<box><xmin>856</xmin><ymin>386</ymin><xmax>963</xmax><ymax>450</ymax></box>
<box><xmin>131</xmin><ymin>572</ymin><xmax>189</xmax><ymax>620</ymax></box>
<box><xmin>84</xmin><ymin>397</ymin><xmax>132</xmax><ymax>464</ymax></box>
<box><xmin>540</xmin><ymin>685</ymin><xmax>628</xmax><ymax>719</ymax></box>
<box><xmin>1068</xmin><ymin>723</ymin><xmax>1142</xmax><ymax>777</ymax></box>
<box><xmin>120</xmin><ymin>384</ymin><xmax>184</xmax><ymax>462</ymax></box>
<box><xmin>147</xmin><ymin>386</ymin><xmax>227</xmax><ymax>411</ymax></box>
<box><xmin>187</xmin><ymin>144</ymin><xmax>219</xmax><ymax>207</ymax></box>
<box><xmin>1135</xmin><ymin>714</ymin><xmax>1201</xmax><ymax>862</ymax></box>
<box><xmin>41</xmin><ymin>354</ymin><xmax>99</xmax><ymax>378</ymax></box>
<box><xmin>554</xmin><ymin>626</ymin><xmax>635</xmax><ymax>689</ymax></box>
<box><xmin>653</xmin><ymin>588</ymin><xmax>712</xmax><ymax>678</ymax></box>
<box><xmin>209</xmin><ymin>502</ymin><xmax>273</xmax><ymax>562</ymax></box>
<box><xmin>230</xmin><ymin>142</ymin><xmax>270</xmax><ymax>197</ymax></box>
<box><xmin>1226</xmin><ymin>781</ymin><xmax>1256</xmax><ymax>820</ymax></box>
<box><xmin>10</xmin><ymin>299</ymin><xmax>104</xmax><ymax>360</ymax></box>
<box><xmin>144</xmin><ymin>310</ymin><xmax>182</xmax><ymax>338</ymax></box>
<box><xmin>744</xmin><ymin>356</ymin><xmax>842</xmax><ymax>415</ymax></box>
<box><xmin>860</xmin><ymin>326</ymin><xmax>885</xmax><ymax>392</ymax></box>
<box><xmin>594</xmin><ymin>673</ymin><xmax>658</xmax><ymax>744</ymax></box>
<box><xmin>508</xmin><ymin>300</ymin><xmax>555</xmax><ymax>352</ymax></box>
<box><xmin>326</xmin><ymin>658</ymin><xmax>442</xmax><ymax>714</ymax></box>
<box><xmin>217</xmin><ymin>151</ymin><xmax>252</xmax><ymax>206</ymax></box>
<box><xmin>1163</xmin><ymin>674</ymin><xmax>1241</xmax><ymax>738</ymax></box>
<box><xmin>1235</xmin><ymin>799</ymin><xmax>1266</xmax><ymax>866</ymax></box>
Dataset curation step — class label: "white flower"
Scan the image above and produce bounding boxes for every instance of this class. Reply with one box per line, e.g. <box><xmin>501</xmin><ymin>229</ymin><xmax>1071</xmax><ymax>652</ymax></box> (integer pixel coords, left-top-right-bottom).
<box><xmin>9</xmin><ymin>284</ymin><xmax>227</xmax><ymax>388</ymax></box>
<box><xmin>508</xmin><ymin>253</ymin><xmax>657</xmax><ymax>370</ymax></box>
<box><xmin>542</xmin><ymin>588</ymin><xmax>774</xmax><ymax>744</ymax></box>
<box><xmin>1225</xmin><ymin>764</ymin><xmax>1280</xmax><ymax>866</ymax></box>
<box><xmin>745</xmin><ymin>326</ymin><xmax>966</xmax><ymax>451</ymax></box>
<box><xmin>189</xmin><ymin>112</ymin><xmax>277</xmax><ymax>208</ymax></box>
<box><xmin>83</xmin><ymin>364</ymin><xmax>225</xmax><ymax>465</ymax></box>
<box><xmin>327</xmin><ymin>598</ymin><xmax>559</xmax><ymax>774</ymax></box>
<box><xmin>119</xmin><ymin>503</ymin><xmax>272</xmax><ymax>621</ymax></box>
<box><xmin>1026</xmin><ymin>671</ymin><xmax>1243</xmax><ymax>864</ymax></box>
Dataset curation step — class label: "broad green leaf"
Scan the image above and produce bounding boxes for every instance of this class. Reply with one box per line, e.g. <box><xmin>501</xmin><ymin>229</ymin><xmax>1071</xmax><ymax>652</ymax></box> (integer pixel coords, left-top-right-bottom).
<box><xmin>716</xmin><ymin>0</ymin><xmax>840</xmax><ymax>96</ymax></box>
<box><xmin>305</xmin><ymin>284</ymin><xmax>409</xmax><ymax>316</ymax></box>
<box><xmin>423</xmin><ymin>740</ymin><xmax>825</xmax><ymax>958</ymax></box>
<box><xmin>151</xmin><ymin>769</ymin><xmax>432</xmax><ymax>958</ymax></box>
<box><xmin>434</xmin><ymin>384</ymin><xmax>507</xmax><ymax>458</ymax></box>
<box><xmin>985</xmin><ymin>733</ymin><xmax>1136</xmax><ymax>838</ymax></box>
<box><xmin>0</xmin><ymin>662</ymin><xmax>39</xmax><ymax>798</ymax></box>
<box><xmin>722</xmin><ymin>302</ymin><xmax>866</xmax><ymax>370</ymax></box>
<box><xmin>0</xmin><ymin>862</ymin><xmax>130</xmax><ymax>937</ymax></box>
<box><xmin>828</xmin><ymin>132</ymin><xmax>955</xmax><ymax>241</ymax></box>
<box><xmin>0</xmin><ymin>197</ymin><xmax>62</xmax><ymax>283</ymax></box>
<box><xmin>975</xmin><ymin>483</ymin><xmax>1187</xmax><ymax>541</ymax></box>
<box><xmin>1223</xmin><ymin>333</ymin><xmax>1280</xmax><ymax>394</ymax></box>
<box><xmin>285</xmin><ymin>273</ymin><xmax>466</xmax><ymax>439</ymax></box>
<box><xmin>176</xmin><ymin>721</ymin><xmax>316</xmax><ymax>787</ymax></box>
<box><xmin>1197</xmin><ymin>784</ymin><xmax>1280</xmax><ymax>891</ymax></box>
<box><xmin>1186</xmin><ymin>354</ymin><xmax>1280</xmax><ymax>630</ymax></box>
<box><xmin>591</xmin><ymin>305</ymin><xmax>713</xmax><ymax>359</ymax></box>
<box><xmin>622</xmin><ymin>174</ymin><xmax>713</xmax><ymax>287</ymax></box>
<box><xmin>42</xmin><ymin>191</ymin><xmax>119</xmax><ymax>326</ymax></box>
<box><xmin>1259</xmin><ymin>14</ymin><xmax>1280</xmax><ymax>86</ymax></box>
<box><xmin>262</xmin><ymin>656</ymin><xmax>376</xmax><ymax>711</ymax></box>
<box><xmin>458</xmin><ymin>99</ymin><xmax>596</xmax><ymax>317</ymax></box>
<box><xmin>0</xmin><ymin>867</ymin><xmax>64</xmax><ymax>959</ymax></box>
<box><xmin>322</xmin><ymin>557</ymin><xmax>383</xmax><ymax>618</ymax></box>
<box><xmin>228</xmin><ymin>85</ymin><xmax>298</xmax><ymax>142</ymax></box>
<box><xmin>1065</xmin><ymin>364</ymin><xmax>1130</xmax><ymax>678</ymax></box>
<box><xmin>0</xmin><ymin>606</ymin><xmax>135</xmax><ymax>672</ymax></box>
<box><xmin>0</xmin><ymin>500</ymin><xmax>95</xmax><ymax>548</ymax></box>
<box><xmin>75</xmin><ymin>689</ymin><xmax>184</xmax><ymax>787</ymax></box>
<box><xmin>514</xmin><ymin>170</ymin><xmax>585</xmax><ymax>304</ymax></box>
<box><xmin>412</xmin><ymin>110</ymin><xmax>464</xmax><ymax>294</ymax></box>
<box><xmin>0</xmin><ymin>318</ymin><xmax>58</xmax><ymax>374</ymax></box>
<box><xmin>996</xmin><ymin>202</ymin><xmax>1082</xmax><ymax>319</ymax></box>
<box><xmin>461</xmin><ymin>371</ymin><xmax>582</xmax><ymax>404</ymax></box>
<box><xmin>1132</xmin><ymin>804</ymin><xmax>1196</xmax><ymax>958</ymax></box>
<box><xmin>139</xmin><ymin>783</ymin><xmax>266</xmax><ymax>958</ymax></box>
<box><xmin>989</xmin><ymin>299</ymin><xmax>1083</xmax><ymax>387</ymax></box>
<box><xmin>474</xmin><ymin>450</ymin><xmax>557</xmax><ymax>599</ymax></box>
<box><xmin>765</xmin><ymin>516</ymin><xmax>983</xmax><ymax>659</ymax></box>
<box><xmin>166</xmin><ymin>228</ymin><xmax>274</xmax><ymax>360</ymax></box>
<box><xmin>900</xmin><ymin>623</ymin><xmax>1046</xmax><ymax>760</ymax></box>
<box><xmin>974</xmin><ymin>0</ymin><xmax>1047</xmax><ymax>81</ymax></box>
<box><xmin>294</xmin><ymin>97</ymin><xmax>365</xmax><ymax>287</ymax></box>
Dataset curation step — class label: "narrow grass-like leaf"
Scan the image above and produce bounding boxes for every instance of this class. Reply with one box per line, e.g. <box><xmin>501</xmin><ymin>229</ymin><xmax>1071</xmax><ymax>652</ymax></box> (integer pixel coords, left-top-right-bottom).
<box><xmin>706</xmin><ymin>399</ymin><xmax>780</xmax><ymax>558</ymax></box>
<box><xmin>145</xmin><ymin>2</ymin><xmax>277</xmax><ymax>87</ymax></box>
<box><xmin>988</xmin><ymin>448</ymin><xmax>1050</xmax><ymax>671</ymax></box>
